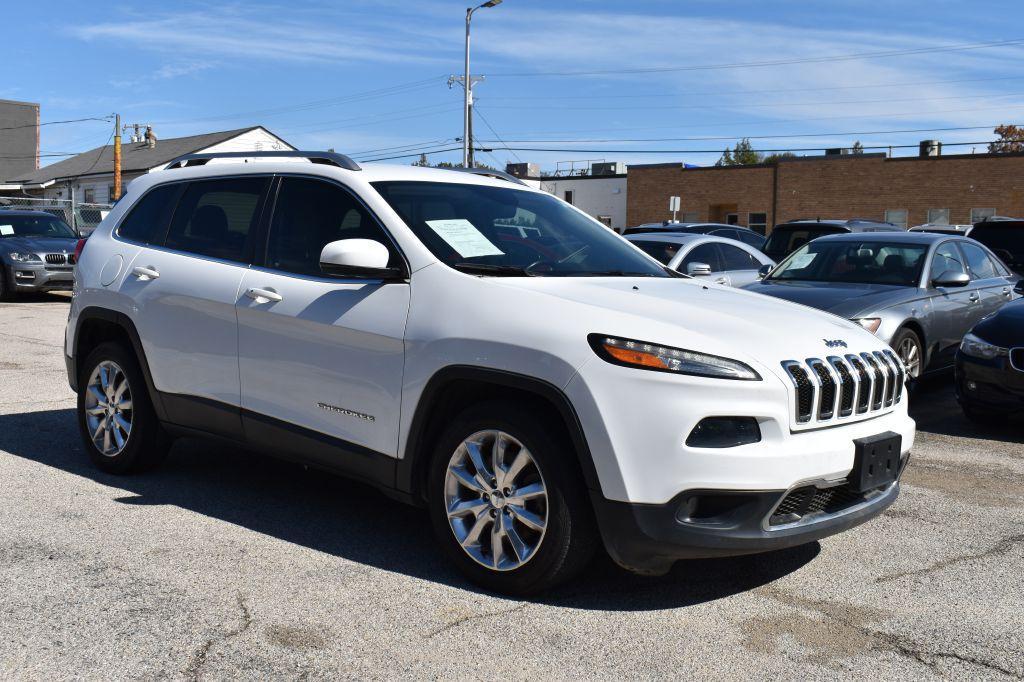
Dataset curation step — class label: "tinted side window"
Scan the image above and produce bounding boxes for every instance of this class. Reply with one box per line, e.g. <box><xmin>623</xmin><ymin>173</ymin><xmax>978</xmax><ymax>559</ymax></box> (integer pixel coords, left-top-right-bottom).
<box><xmin>165</xmin><ymin>178</ymin><xmax>267</xmax><ymax>262</ymax></box>
<box><xmin>630</xmin><ymin>240</ymin><xmax>680</xmax><ymax>265</ymax></box>
<box><xmin>719</xmin><ymin>243</ymin><xmax>759</xmax><ymax>270</ymax></box>
<box><xmin>683</xmin><ymin>243</ymin><xmax>722</xmax><ymax>271</ymax></box>
<box><xmin>117</xmin><ymin>184</ymin><xmax>179</xmax><ymax>244</ymax></box>
<box><xmin>267</xmin><ymin>177</ymin><xmax>397</xmax><ymax>276</ymax></box>
<box><xmin>734</xmin><ymin>230</ymin><xmax>765</xmax><ymax>248</ymax></box>
<box><xmin>960</xmin><ymin>241</ymin><xmax>998</xmax><ymax>279</ymax></box>
<box><xmin>930</xmin><ymin>242</ymin><xmax>966</xmax><ymax>279</ymax></box>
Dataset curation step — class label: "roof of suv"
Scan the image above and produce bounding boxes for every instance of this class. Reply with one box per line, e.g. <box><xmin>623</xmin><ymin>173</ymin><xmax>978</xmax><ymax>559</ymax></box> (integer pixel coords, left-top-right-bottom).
<box><xmin>809</xmin><ymin>230</ymin><xmax>960</xmax><ymax>245</ymax></box>
<box><xmin>775</xmin><ymin>219</ymin><xmax>901</xmax><ymax>231</ymax></box>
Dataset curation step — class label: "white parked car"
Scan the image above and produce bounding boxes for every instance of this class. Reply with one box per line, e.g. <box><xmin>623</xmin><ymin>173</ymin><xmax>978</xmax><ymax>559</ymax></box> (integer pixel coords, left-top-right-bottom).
<box><xmin>66</xmin><ymin>151</ymin><xmax>915</xmax><ymax>594</ymax></box>
<box><xmin>625</xmin><ymin>232</ymin><xmax>774</xmax><ymax>287</ymax></box>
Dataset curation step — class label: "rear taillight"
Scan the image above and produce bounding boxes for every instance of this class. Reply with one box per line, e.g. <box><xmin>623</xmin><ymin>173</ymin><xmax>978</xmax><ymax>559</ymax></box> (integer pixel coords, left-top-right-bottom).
<box><xmin>73</xmin><ymin>238</ymin><xmax>87</xmax><ymax>264</ymax></box>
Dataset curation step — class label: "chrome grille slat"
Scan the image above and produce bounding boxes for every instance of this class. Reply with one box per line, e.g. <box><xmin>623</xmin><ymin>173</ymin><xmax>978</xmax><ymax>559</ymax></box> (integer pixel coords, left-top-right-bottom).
<box><xmin>44</xmin><ymin>253</ymin><xmax>66</xmax><ymax>265</ymax></box>
<box><xmin>782</xmin><ymin>349</ymin><xmax>902</xmax><ymax>427</ymax></box>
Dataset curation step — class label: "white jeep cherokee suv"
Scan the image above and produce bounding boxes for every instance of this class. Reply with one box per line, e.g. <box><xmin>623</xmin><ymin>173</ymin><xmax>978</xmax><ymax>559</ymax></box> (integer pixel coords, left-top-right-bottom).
<box><xmin>66</xmin><ymin>151</ymin><xmax>915</xmax><ymax>594</ymax></box>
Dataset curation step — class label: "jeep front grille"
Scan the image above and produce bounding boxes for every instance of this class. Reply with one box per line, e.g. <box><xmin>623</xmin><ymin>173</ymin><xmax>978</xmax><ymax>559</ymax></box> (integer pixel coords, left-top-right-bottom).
<box><xmin>782</xmin><ymin>352</ymin><xmax>906</xmax><ymax>427</ymax></box>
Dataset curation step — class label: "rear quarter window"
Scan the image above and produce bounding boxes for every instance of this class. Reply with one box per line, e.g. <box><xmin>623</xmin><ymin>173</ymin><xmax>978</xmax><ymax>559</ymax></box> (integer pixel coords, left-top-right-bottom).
<box><xmin>117</xmin><ymin>183</ymin><xmax>180</xmax><ymax>244</ymax></box>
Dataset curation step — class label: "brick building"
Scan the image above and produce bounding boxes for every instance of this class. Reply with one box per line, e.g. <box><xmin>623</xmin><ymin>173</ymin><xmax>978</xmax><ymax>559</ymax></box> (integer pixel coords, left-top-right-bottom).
<box><xmin>627</xmin><ymin>150</ymin><xmax>1024</xmax><ymax>233</ymax></box>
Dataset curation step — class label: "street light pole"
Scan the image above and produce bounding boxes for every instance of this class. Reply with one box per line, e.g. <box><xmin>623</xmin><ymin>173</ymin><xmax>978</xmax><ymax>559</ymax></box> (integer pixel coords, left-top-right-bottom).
<box><xmin>462</xmin><ymin>0</ymin><xmax>501</xmax><ymax>168</ymax></box>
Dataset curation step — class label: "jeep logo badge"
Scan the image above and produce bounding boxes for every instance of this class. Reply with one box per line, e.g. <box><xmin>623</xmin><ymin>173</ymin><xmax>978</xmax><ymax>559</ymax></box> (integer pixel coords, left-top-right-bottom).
<box><xmin>823</xmin><ymin>339</ymin><xmax>848</xmax><ymax>349</ymax></box>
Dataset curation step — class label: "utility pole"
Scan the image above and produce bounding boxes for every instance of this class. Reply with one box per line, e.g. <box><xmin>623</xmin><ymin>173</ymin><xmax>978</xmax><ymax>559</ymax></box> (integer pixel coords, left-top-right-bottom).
<box><xmin>112</xmin><ymin>113</ymin><xmax>122</xmax><ymax>201</ymax></box>
<box><xmin>457</xmin><ymin>0</ymin><xmax>501</xmax><ymax>168</ymax></box>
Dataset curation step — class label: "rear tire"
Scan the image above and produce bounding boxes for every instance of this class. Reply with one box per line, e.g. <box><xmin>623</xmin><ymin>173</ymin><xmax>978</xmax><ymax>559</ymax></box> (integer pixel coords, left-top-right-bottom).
<box><xmin>427</xmin><ymin>401</ymin><xmax>598</xmax><ymax>595</ymax></box>
<box><xmin>77</xmin><ymin>342</ymin><xmax>172</xmax><ymax>474</ymax></box>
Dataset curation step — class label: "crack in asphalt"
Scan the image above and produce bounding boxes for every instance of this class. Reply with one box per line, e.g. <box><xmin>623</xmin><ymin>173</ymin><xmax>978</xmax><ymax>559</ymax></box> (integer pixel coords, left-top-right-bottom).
<box><xmin>426</xmin><ymin>602</ymin><xmax>527</xmax><ymax>638</ymax></box>
<box><xmin>876</xmin><ymin>534</ymin><xmax>1024</xmax><ymax>584</ymax></box>
<box><xmin>184</xmin><ymin>593</ymin><xmax>253</xmax><ymax>681</ymax></box>
<box><xmin>755</xmin><ymin>587</ymin><xmax>1023</xmax><ymax>678</ymax></box>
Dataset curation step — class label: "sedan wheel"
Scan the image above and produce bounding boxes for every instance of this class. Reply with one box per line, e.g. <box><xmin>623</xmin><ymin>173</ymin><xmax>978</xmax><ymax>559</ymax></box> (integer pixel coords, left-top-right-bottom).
<box><xmin>443</xmin><ymin>430</ymin><xmax>548</xmax><ymax>571</ymax></box>
<box><xmin>894</xmin><ymin>330</ymin><xmax>923</xmax><ymax>378</ymax></box>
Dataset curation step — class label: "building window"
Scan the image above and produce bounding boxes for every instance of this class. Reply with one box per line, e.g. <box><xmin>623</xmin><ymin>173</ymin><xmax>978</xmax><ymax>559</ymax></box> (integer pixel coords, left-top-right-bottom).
<box><xmin>748</xmin><ymin>212</ymin><xmax>768</xmax><ymax>235</ymax></box>
<box><xmin>83</xmin><ymin>188</ymin><xmax>96</xmax><ymax>204</ymax></box>
<box><xmin>926</xmin><ymin>208</ymin><xmax>950</xmax><ymax>225</ymax></box>
<box><xmin>884</xmin><ymin>209</ymin><xmax>908</xmax><ymax>228</ymax></box>
<box><xmin>970</xmin><ymin>207</ymin><xmax>996</xmax><ymax>223</ymax></box>
<box><xmin>681</xmin><ymin>211</ymin><xmax>700</xmax><ymax>222</ymax></box>
<box><xmin>564</xmin><ymin>190</ymin><xmax>574</xmax><ymax>205</ymax></box>
<box><xmin>725</xmin><ymin>212</ymin><xmax>739</xmax><ymax>225</ymax></box>
<box><xmin>596</xmin><ymin>215</ymin><xmax>612</xmax><ymax>227</ymax></box>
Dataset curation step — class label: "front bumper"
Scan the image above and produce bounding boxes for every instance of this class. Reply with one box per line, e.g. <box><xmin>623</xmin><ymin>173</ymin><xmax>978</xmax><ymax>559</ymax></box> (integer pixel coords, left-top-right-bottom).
<box><xmin>592</xmin><ymin>475</ymin><xmax>902</xmax><ymax>575</ymax></box>
<box><xmin>5</xmin><ymin>262</ymin><xmax>74</xmax><ymax>292</ymax></box>
<box><xmin>955</xmin><ymin>351</ymin><xmax>1024</xmax><ymax>413</ymax></box>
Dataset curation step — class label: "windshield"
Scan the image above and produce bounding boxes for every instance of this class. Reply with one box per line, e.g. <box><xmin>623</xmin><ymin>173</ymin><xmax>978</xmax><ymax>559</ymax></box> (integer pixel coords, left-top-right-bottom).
<box><xmin>969</xmin><ymin>226</ymin><xmax>1024</xmax><ymax>273</ymax></box>
<box><xmin>372</xmin><ymin>181</ymin><xmax>668</xmax><ymax>277</ymax></box>
<box><xmin>768</xmin><ymin>240</ymin><xmax>928</xmax><ymax>287</ymax></box>
<box><xmin>763</xmin><ymin>225</ymin><xmax>843</xmax><ymax>258</ymax></box>
<box><xmin>0</xmin><ymin>213</ymin><xmax>76</xmax><ymax>239</ymax></box>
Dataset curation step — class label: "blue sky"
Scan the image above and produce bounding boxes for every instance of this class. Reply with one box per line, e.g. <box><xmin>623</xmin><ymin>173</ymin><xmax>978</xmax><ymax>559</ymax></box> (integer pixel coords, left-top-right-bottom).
<box><xmin>4</xmin><ymin>0</ymin><xmax>1024</xmax><ymax>171</ymax></box>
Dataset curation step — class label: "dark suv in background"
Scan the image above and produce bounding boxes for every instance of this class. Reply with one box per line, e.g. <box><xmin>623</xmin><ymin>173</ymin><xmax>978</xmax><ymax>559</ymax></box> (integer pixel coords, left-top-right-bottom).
<box><xmin>762</xmin><ymin>218</ymin><xmax>903</xmax><ymax>262</ymax></box>
<box><xmin>969</xmin><ymin>218</ymin><xmax>1024</xmax><ymax>275</ymax></box>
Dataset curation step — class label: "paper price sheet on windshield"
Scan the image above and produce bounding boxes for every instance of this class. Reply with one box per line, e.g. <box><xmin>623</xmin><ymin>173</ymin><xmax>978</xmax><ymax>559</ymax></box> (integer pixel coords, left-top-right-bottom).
<box><xmin>425</xmin><ymin>219</ymin><xmax>504</xmax><ymax>258</ymax></box>
<box><xmin>0</xmin><ymin>226</ymin><xmax>13</xmax><ymax>236</ymax></box>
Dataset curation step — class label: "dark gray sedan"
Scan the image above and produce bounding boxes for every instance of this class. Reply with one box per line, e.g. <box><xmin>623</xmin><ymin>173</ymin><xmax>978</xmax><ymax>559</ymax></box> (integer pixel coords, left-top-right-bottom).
<box><xmin>744</xmin><ymin>231</ymin><xmax>1021</xmax><ymax>378</ymax></box>
<box><xmin>0</xmin><ymin>210</ymin><xmax>79</xmax><ymax>299</ymax></box>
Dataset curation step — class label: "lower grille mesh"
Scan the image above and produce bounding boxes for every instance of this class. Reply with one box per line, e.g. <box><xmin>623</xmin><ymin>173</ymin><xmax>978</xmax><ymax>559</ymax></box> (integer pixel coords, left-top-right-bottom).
<box><xmin>769</xmin><ymin>483</ymin><xmax>873</xmax><ymax>526</ymax></box>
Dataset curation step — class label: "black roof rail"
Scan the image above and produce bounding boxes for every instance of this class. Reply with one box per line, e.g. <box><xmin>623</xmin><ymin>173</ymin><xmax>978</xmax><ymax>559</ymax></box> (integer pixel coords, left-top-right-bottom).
<box><xmin>163</xmin><ymin>150</ymin><xmax>361</xmax><ymax>171</ymax></box>
<box><xmin>444</xmin><ymin>166</ymin><xmax>528</xmax><ymax>186</ymax></box>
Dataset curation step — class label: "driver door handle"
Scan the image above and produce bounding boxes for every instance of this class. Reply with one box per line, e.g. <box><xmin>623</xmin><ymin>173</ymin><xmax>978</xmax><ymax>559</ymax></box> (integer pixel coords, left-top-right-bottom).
<box><xmin>968</xmin><ymin>292</ymin><xmax>981</xmax><ymax>303</ymax></box>
<box><xmin>246</xmin><ymin>287</ymin><xmax>283</xmax><ymax>303</ymax></box>
<box><xmin>714</xmin><ymin>277</ymin><xmax>729</xmax><ymax>285</ymax></box>
<box><xmin>131</xmin><ymin>265</ymin><xmax>159</xmax><ymax>281</ymax></box>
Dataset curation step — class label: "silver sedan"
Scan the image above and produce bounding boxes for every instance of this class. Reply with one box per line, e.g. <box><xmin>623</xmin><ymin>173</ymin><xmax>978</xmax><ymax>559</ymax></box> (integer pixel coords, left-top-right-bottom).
<box><xmin>625</xmin><ymin>232</ymin><xmax>774</xmax><ymax>287</ymax></box>
<box><xmin>743</xmin><ymin>231</ymin><xmax>1021</xmax><ymax>378</ymax></box>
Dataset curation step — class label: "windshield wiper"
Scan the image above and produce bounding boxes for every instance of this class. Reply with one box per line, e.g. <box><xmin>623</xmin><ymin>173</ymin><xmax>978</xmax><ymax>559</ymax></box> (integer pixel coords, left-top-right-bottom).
<box><xmin>575</xmin><ymin>270</ymin><xmax>663</xmax><ymax>277</ymax></box>
<box><xmin>451</xmin><ymin>262</ymin><xmax>535</xmax><ymax>276</ymax></box>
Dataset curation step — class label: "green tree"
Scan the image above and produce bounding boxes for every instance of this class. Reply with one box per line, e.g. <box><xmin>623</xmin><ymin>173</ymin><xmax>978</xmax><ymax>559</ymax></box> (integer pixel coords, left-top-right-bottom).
<box><xmin>851</xmin><ymin>140</ymin><xmax>864</xmax><ymax>154</ymax></box>
<box><xmin>762</xmin><ymin>152</ymin><xmax>796</xmax><ymax>164</ymax></box>
<box><xmin>411</xmin><ymin>153</ymin><xmax>431</xmax><ymax>167</ymax></box>
<box><xmin>716</xmin><ymin>138</ymin><xmax>762</xmax><ymax>166</ymax></box>
<box><xmin>988</xmin><ymin>125</ymin><xmax>1024</xmax><ymax>153</ymax></box>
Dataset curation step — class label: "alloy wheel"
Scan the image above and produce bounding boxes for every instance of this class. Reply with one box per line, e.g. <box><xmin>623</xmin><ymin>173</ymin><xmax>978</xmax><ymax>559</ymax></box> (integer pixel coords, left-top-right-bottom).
<box><xmin>897</xmin><ymin>337</ymin><xmax>921</xmax><ymax>378</ymax></box>
<box><xmin>443</xmin><ymin>430</ymin><xmax>548</xmax><ymax>571</ymax></box>
<box><xmin>83</xmin><ymin>360</ymin><xmax>133</xmax><ymax>456</ymax></box>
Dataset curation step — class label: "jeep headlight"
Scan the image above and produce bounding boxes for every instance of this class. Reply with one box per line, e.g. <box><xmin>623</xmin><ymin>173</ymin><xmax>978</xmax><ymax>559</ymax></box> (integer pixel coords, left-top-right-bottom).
<box><xmin>589</xmin><ymin>335</ymin><xmax>761</xmax><ymax>380</ymax></box>
<box><xmin>8</xmin><ymin>252</ymin><xmax>41</xmax><ymax>263</ymax></box>
<box><xmin>960</xmin><ymin>332</ymin><xmax>1008</xmax><ymax>360</ymax></box>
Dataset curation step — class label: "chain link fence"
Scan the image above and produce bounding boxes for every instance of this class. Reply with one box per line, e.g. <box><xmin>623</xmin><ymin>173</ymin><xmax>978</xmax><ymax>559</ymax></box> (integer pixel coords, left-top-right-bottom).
<box><xmin>0</xmin><ymin>196</ymin><xmax>113</xmax><ymax>236</ymax></box>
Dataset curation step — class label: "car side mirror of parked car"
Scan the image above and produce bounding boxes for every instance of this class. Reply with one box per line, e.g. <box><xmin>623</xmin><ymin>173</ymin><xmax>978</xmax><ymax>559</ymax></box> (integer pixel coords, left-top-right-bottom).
<box><xmin>686</xmin><ymin>262</ymin><xmax>713</xmax><ymax>276</ymax></box>
<box><xmin>320</xmin><ymin>239</ymin><xmax>407</xmax><ymax>281</ymax></box>
<box><xmin>931</xmin><ymin>270</ymin><xmax>970</xmax><ymax>288</ymax></box>
<box><xmin>1015</xmin><ymin>279</ymin><xmax>1024</xmax><ymax>296</ymax></box>
<box><xmin>757</xmin><ymin>264</ymin><xmax>773</xmax><ymax>280</ymax></box>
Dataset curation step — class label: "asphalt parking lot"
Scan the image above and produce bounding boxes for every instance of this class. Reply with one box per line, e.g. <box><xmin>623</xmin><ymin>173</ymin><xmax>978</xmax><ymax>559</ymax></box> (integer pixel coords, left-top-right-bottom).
<box><xmin>0</xmin><ymin>294</ymin><xmax>1021</xmax><ymax>680</ymax></box>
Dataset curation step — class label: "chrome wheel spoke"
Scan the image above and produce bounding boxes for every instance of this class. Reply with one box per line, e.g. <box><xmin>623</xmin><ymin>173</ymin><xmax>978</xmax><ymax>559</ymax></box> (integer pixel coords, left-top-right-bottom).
<box><xmin>88</xmin><ymin>385</ymin><xmax>107</xmax><ymax>407</ymax></box>
<box><xmin>505</xmin><ymin>519</ymin><xmax>528</xmax><ymax>563</ymax></box>
<box><xmin>491</xmin><ymin>516</ymin><xmax>506</xmax><ymax>569</ymax></box>
<box><xmin>451</xmin><ymin>465</ymin><xmax>486</xmax><ymax>494</ymax></box>
<box><xmin>461</xmin><ymin>510</ymin><xmax>490</xmax><ymax>547</ymax></box>
<box><xmin>91</xmin><ymin>416</ymin><xmax>107</xmax><ymax>441</ymax></box>
<box><xmin>86</xmin><ymin>405</ymin><xmax>107</xmax><ymax>416</ymax></box>
<box><xmin>448</xmin><ymin>497</ymin><xmax>488</xmax><ymax>518</ymax></box>
<box><xmin>117</xmin><ymin>399</ymin><xmax>133</xmax><ymax>412</ymax></box>
<box><xmin>506</xmin><ymin>482</ymin><xmax>545</xmax><ymax>506</ymax></box>
<box><xmin>508</xmin><ymin>504</ymin><xmax>545</xmax><ymax>532</ymax></box>
<box><xmin>504</xmin><ymin>448</ymin><xmax>530</xmax><ymax>487</ymax></box>
<box><xmin>465</xmin><ymin>440</ymin><xmax>493</xmax><ymax>485</ymax></box>
<box><xmin>492</xmin><ymin>432</ymin><xmax>509</xmax><ymax>488</ymax></box>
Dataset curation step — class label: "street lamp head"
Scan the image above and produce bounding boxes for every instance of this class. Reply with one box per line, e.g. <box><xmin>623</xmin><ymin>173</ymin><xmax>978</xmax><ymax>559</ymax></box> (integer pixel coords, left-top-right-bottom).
<box><xmin>481</xmin><ymin>0</ymin><xmax>502</xmax><ymax>7</ymax></box>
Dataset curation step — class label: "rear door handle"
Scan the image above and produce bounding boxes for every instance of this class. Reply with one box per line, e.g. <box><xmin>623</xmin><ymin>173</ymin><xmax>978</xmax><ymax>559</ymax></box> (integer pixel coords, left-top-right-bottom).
<box><xmin>245</xmin><ymin>287</ymin><xmax>283</xmax><ymax>303</ymax></box>
<box><xmin>131</xmin><ymin>265</ymin><xmax>159</xmax><ymax>281</ymax></box>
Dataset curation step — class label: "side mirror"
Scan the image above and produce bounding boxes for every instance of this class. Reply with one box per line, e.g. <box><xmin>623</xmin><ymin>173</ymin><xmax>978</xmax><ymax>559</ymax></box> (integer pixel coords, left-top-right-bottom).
<box><xmin>757</xmin><ymin>264</ymin><xmax>773</xmax><ymax>280</ymax></box>
<box><xmin>932</xmin><ymin>270</ymin><xmax>970</xmax><ymax>288</ymax></box>
<box><xmin>319</xmin><ymin>239</ymin><xmax>406</xmax><ymax>281</ymax></box>
<box><xmin>686</xmin><ymin>262</ymin><xmax>713</xmax><ymax>276</ymax></box>
<box><xmin>1014</xmin><ymin>279</ymin><xmax>1024</xmax><ymax>295</ymax></box>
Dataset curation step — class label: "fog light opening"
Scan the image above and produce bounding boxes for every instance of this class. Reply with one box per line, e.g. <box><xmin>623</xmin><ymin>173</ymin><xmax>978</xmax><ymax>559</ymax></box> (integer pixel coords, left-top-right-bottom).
<box><xmin>686</xmin><ymin>417</ymin><xmax>761</xmax><ymax>448</ymax></box>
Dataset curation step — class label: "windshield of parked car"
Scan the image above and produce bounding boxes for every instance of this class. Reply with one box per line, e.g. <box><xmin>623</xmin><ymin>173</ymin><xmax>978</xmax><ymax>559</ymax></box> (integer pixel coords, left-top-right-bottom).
<box><xmin>0</xmin><ymin>214</ymin><xmax>76</xmax><ymax>239</ymax></box>
<box><xmin>372</xmin><ymin>181</ymin><xmax>669</xmax><ymax>277</ymax></box>
<box><xmin>767</xmin><ymin>240</ymin><xmax>928</xmax><ymax>286</ymax></box>
<box><xmin>763</xmin><ymin>224</ymin><xmax>844</xmax><ymax>259</ymax></box>
<box><xmin>969</xmin><ymin>225</ymin><xmax>1024</xmax><ymax>273</ymax></box>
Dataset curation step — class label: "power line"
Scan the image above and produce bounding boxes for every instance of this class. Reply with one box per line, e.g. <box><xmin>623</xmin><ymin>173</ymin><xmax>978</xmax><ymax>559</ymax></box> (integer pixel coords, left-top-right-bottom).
<box><xmin>278</xmin><ymin>101</ymin><xmax>457</xmax><ymax>133</ymax></box>
<box><xmin>472</xmin><ymin>107</ymin><xmax>522</xmax><ymax>163</ymax></box>
<box><xmin>489</xmin><ymin>38</ymin><xmax>1024</xmax><ymax>77</ymax></box>
<box><xmin>486</xmin><ymin>140</ymin><xmax>995</xmax><ymax>155</ymax></box>
<box><xmin>476</xmin><ymin>124</ymin><xmax>1006</xmax><ymax>145</ymax></box>
<box><xmin>0</xmin><ymin>115</ymin><xmax>112</xmax><ymax>132</ymax></box>
<box><xmin>347</xmin><ymin>138</ymin><xmax>459</xmax><ymax>156</ymax></box>
<box><xmin>356</xmin><ymin>146</ymin><xmax>463</xmax><ymax>163</ymax></box>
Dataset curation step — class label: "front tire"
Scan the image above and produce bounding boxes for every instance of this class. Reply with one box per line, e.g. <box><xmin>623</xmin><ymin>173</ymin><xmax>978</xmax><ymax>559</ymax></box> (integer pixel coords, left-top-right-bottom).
<box><xmin>77</xmin><ymin>342</ymin><xmax>171</xmax><ymax>474</ymax></box>
<box><xmin>891</xmin><ymin>327</ymin><xmax>923</xmax><ymax>380</ymax></box>
<box><xmin>0</xmin><ymin>266</ymin><xmax>12</xmax><ymax>301</ymax></box>
<box><xmin>427</xmin><ymin>402</ymin><xmax>598</xmax><ymax>595</ymax></box>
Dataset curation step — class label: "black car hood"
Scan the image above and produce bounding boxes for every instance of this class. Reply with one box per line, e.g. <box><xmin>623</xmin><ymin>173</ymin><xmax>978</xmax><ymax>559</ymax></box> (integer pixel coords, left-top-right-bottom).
<box><xmin>743</xmin><ymin>279</ymin><xmax>914</xmax><ymax>317</ymax></box>
<box><xmin>0</xmin><ymin>236</ymin><xmax>78</xmax><ymax>253</ymax></box>
<box><xmin>973</xmin><ymin>299</ymin><xmax>1024</xmax><ymax>348</ymax></box>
